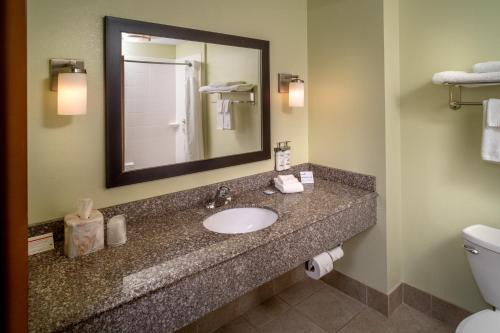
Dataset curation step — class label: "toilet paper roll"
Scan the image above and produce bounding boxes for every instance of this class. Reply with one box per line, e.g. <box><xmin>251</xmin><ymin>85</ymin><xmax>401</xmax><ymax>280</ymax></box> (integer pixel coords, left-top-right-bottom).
<box><xmin>305</xmin><ymin>252</ymin><xmax>334</xmax><ymax>280</ymax></box>
<box><xmin>327</xmin><ymin>246</ymin><xmax>344</xmax><ymax>262</ymax></box>
<box><xmin>77</xmin><ymin>198</ymin><xmax>93</xmax><ymax>220</ymax></box>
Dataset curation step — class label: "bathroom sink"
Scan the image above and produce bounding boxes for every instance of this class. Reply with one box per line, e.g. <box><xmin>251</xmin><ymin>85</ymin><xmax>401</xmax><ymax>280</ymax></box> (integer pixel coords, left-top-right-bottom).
<box><xmin>202</xmin><ymin>208</ymin><xmax>278</xmax><ymax>234</ymax></box>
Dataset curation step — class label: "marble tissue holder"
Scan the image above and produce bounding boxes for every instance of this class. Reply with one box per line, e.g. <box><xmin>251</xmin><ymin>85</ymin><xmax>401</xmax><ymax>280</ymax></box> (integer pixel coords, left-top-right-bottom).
<box><xmin>64</xmin><ymin>199</ymin><xmax>104</xmax><ymax>258</ymax></box>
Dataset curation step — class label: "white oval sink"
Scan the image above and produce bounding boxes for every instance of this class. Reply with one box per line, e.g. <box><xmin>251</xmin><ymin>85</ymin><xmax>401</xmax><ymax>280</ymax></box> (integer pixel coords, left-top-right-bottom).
<box><xmin>203</xmin><ymin>208</ymin><xmax>278</xmax><ymax>234</ymax></box>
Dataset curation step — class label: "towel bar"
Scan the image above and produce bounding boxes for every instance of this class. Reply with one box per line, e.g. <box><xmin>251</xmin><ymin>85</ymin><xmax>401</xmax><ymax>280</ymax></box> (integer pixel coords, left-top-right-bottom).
<box><xmin>448</xmin><ymin>85</ymin><xmax>483</xmax><ymax>110</ymax></box>
<box><xmin>444</xmin><ymin>82</ymin><xmax>500</xmax><ymax>110</ymax></box>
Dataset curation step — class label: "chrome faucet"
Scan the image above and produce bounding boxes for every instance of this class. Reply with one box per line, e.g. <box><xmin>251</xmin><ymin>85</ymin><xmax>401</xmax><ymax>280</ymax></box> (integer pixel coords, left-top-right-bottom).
<box><xmin>206</xmin><ymin>186</ymin><xmax>232</xmax><ymax>209</ymax></box>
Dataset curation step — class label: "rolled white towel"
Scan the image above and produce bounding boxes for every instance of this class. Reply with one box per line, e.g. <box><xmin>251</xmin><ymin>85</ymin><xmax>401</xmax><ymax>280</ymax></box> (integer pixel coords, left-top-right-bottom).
<box><xmin>473</xmin><ymin>61</ymin><xmax>500</xmax><ymax>73</ymax></box>
<box><xmin>432</xmin><ymin>71</ymin><xmax>500</xmax><ymax>86</ymax></box>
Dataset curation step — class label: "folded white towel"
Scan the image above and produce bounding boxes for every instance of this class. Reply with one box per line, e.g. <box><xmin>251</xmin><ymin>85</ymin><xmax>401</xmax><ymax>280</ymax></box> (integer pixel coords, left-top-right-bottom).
<box><xmin>482</xmin><ymin>100</ymin><xmax>500</xmax><ymax>162</ymax></box>
<box><xmin>473</xmin><ymin>61</ymin><xmax>500</xmax><ymax>73</ymax></box>
<box><xmin>199</xmin><ymin>83</ymin><xmax>254</xmax><ymax>93</ymax></box>
<box><xmin>222</xmin><ymin>99</ymin><xmax>234</xmax><ymax>130</ymax></box>
<box><xmin>274</xmin><ymin>178</ymin><xmax>304</xmax><ymax>193</ymax></box>
<box><xmin>485</xmin><ymin>99</ymin><xmax>500</xmax><ymax>127</ymax></box>
<box><xmin>276</xmin><ymin>175</ymin><xmax>299</xmax><ymax>185</ymax></box>
<box><xmin>208</xmin><ymin>81</ymin><xmax>246</xmax><ymax>88</ymax></box>
<box><xmin>432</xmin><ymin>71</ymin><xmax>500</xmax><ymax>86</ymax></box>
<box><xmin>216</xmin><ymin>99</ymin><xmax>224</xmax><ymax>130</ymax></box>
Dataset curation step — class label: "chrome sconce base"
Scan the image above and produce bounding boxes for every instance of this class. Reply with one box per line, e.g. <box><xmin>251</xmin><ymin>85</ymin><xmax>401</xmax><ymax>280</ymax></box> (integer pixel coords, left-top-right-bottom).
<box><xmin>278</xmin><ymin>73</ymin><xmax>301</xmax><ymax>93</ymax></box>
<box><xmin>49</xmin><ymin>58</ymin><xmax>85</xmax><ymax>91</ymax></box>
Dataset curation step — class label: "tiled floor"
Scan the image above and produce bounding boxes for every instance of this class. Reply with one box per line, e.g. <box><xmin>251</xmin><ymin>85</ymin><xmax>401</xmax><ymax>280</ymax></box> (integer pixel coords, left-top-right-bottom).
<box><xmin>215</xmin><ymin>279</ymin><xmax>455</xmax><ymax>333</ymax></box>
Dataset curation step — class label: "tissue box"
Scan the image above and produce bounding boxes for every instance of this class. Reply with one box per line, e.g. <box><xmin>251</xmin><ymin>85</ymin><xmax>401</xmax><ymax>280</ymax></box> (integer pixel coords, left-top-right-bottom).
<box><xmin>64</xmin><ymin>210</ymin><xmax>104</xmax><ymax>258</ymax></box>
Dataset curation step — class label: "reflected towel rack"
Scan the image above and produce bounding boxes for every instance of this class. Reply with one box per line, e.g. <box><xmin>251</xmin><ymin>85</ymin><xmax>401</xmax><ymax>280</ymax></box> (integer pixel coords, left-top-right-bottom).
<box><xmin>203</xmin><ymin>90</ymin><xmax>256</xmax><ymax>105</ymax></box>
<box><xmin>444</xmin><ymin>82</ymin><xmax>500</xmax><ymax>110</ymax></box>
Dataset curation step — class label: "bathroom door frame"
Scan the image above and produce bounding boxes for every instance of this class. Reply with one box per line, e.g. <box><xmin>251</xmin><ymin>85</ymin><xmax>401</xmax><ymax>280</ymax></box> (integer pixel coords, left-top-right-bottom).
<box><xmin>1</xmin><ymin>0</ymin><xmax>28</xmax><ymax>332</ymax></box>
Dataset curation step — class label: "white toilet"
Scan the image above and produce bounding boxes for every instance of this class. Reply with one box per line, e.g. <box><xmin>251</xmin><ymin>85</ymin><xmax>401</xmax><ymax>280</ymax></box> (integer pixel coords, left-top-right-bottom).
<box><xmin>457</xmin><ymin>224</ymin><xmax>500</xmax><ymax>332</ymax></box>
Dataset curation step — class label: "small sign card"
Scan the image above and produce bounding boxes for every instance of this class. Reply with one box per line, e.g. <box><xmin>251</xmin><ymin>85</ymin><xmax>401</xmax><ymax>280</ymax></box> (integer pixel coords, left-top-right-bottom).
<box><xmin>300</xmin><ymin>171</ymin><xmax>314</xmax><ymax>184</ymax></box>
<box><xmin>28</xmin><ymin>232</ymin><xmax>54</xmax><ymax>256</ymax></box>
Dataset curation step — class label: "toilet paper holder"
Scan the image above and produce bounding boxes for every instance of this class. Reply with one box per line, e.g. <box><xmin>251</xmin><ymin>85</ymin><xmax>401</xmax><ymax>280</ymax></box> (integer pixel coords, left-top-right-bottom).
<box><xmin>305</xmin><ymin>243</ymin><xmax>343</xmax><ymax>272</ymax></box>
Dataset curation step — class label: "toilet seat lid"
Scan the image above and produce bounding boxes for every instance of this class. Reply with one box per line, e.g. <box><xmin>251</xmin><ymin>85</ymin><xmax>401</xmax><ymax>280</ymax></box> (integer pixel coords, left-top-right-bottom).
<box><xmin>456</xmin><ymin>309</ymin><xmax>500</xmax><ymax>333</ymax></box>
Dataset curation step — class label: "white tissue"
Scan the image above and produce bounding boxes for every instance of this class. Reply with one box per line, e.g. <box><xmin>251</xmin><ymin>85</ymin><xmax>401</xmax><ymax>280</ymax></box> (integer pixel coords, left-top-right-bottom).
<box><xmin>77</xmin><ymin>198</ymin><xmax>93</xmax><ymax>220</ymax></box>
<box><xmin>305</xmin><ymin>252</ymin><xmax>334</xmax><ymax>280</ymax></box>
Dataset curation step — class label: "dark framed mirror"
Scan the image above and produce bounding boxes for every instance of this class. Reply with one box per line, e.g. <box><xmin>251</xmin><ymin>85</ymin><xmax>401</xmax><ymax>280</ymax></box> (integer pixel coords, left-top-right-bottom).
<box><xmin>105</xmin><ymin>17</ymin><xmax>270</xmax><ymax>188</ymax></box>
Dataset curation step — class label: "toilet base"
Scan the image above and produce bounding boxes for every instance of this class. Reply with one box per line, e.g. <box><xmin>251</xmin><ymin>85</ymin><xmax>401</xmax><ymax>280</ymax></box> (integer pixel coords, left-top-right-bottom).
<box><xmin>456</xmin><ymin>309</ymin><xmax>500</xmax><ymax>333</ymax></box>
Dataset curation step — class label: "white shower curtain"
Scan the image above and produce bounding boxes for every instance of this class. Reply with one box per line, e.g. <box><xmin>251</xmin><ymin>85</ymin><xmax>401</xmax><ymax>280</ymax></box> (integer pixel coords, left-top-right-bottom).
<box><xmin>184</xmin><ymin>60</ymin><xmax>204</xmax><ymax>161</ymax></box>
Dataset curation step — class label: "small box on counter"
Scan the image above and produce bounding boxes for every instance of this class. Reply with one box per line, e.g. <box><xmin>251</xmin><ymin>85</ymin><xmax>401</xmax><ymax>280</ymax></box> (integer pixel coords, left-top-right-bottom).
<box><xmin>64</xmin><ymin>210</ymin><xmax>104</xmax><ymax>258</ymax></box>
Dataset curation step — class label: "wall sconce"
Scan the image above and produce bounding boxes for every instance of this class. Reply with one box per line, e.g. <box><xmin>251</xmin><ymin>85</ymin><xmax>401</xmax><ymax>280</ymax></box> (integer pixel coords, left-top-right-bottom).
<box><xmin>50</xmin><ymin>59</ymin><xmax>87</xmax><ymax>115</ymax></box>
<box><xmin>278</xmin><ymin>73</ymin><xmax>305</xmax><ymax>107</ymax></box>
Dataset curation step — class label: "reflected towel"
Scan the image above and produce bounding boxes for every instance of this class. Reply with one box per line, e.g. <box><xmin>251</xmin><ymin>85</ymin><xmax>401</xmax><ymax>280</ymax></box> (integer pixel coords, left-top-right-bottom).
<box><xmin>216</xmin><ymin>99</ymin><xmax>224</xmax><ymax>130</ymax></box>
<box><xmin>208</xmin><ymin>81</ymin><xmax>246</xmax><ymax>88</ymax></box>
<box><xmin>473</xmin><ymin>61</ymin><xmax>500</xmax><ymax>73</ymax></box>
<box><xmin>199</xmin><ymin>83</ymin><xmax>254</xmax><ymax>93</ymax></box>
<box><xmin>223</xmin><ymin>99</ymin><xmax>234</xmax><ymax>130</ymax></box>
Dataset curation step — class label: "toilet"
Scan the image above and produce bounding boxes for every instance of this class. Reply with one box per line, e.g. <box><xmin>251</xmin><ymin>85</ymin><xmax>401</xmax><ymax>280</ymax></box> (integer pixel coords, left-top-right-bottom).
<box><xmin>457</xmin><ymin>224</ymin><xmax>500</xmax><ymax>332</ymax></box>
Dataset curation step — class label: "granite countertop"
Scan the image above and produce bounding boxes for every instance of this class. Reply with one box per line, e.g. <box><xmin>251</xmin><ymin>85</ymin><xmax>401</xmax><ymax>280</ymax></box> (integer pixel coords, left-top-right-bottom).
<box><xmin>29</xmin><ymin>177</ymin><xmax>376</xmax><ymax>332</ymax></box>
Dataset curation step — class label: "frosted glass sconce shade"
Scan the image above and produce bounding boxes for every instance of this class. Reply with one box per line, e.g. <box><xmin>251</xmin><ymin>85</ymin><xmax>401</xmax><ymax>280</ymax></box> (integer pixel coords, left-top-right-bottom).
<box><xmin>57</xmin><ymin>71</ymin><xmax>87</xmax><ymax>115</ymax></box>
<box><xmin>278</xmin><ymin>73</ymin><xmax>305</xmax><ymax>108</ymax></box>
<box><xmin>288</xmin><ymin>79</ymin><xmax>304</xmax><ymax>107</ymax></box>
<box><xmin>49</xmin><ymin>59</ymin><xmax>87</xmax><ymax>115</ymax></box>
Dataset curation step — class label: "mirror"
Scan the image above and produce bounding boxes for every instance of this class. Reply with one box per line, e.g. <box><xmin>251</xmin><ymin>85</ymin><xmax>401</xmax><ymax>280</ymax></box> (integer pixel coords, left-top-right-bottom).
<box><xmin>105</xmin><ymin>17</ymin><xmax>270</xmax><ymax>187</ymax></box>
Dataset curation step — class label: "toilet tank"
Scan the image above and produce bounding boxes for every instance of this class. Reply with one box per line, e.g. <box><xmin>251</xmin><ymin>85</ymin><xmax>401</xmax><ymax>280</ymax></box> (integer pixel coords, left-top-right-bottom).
<box><xmin>463</xmin><ymin>224</ymin><xmax>500</xmax><ymax>309</ymax></box>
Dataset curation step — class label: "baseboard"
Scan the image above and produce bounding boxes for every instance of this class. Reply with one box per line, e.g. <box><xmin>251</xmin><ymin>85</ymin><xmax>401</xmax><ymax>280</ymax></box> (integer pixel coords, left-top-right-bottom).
<box><xmin>321</xmin><ymin>270</ymin><xmax>402</xmax><ymax>316</ymax></box>
<box><xmin>402</xmin><ymin>283</ymin><xmax>471</xmax><ymax>327</ymax></box>
<box><xmin>322</xmin><ymin>270</ymin><xmax>471</xmax><ymax>327</ymax></box>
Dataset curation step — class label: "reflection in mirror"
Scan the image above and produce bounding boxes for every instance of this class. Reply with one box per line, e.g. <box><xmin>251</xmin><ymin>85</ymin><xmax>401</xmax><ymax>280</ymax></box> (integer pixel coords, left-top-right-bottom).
<box><xmin>121</xmin><ymin>33</ymin><xmax>262</xmax><ymax>172</ymax></box>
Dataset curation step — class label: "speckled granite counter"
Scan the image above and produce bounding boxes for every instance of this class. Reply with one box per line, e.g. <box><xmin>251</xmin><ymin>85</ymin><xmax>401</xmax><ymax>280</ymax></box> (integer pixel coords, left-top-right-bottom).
<box><xmin>29</xmin><ymin>164</ymin><xmax>377</xmax><ymax>333</ymax></box>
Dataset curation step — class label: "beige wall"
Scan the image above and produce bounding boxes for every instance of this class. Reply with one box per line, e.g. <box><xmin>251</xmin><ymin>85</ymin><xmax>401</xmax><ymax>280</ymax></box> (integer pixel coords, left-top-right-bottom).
<box><xmin>122</xmin><ymin>41</ymin><xmax>177</xmax><ymax>59</ymax></box>
<box><xmin>308</xmin><ymin>0</ymin><xmax>389</xmax><ymax>293</ymax></box>
<box><xmin>27</xmin><ymin>0</ymin><xmax>308</xmax><ymax>224</ymax></box>
<box><xmin>400</xmin><ymin>0</ymin><xmax>500</xmax><ymax>312</ymax></box>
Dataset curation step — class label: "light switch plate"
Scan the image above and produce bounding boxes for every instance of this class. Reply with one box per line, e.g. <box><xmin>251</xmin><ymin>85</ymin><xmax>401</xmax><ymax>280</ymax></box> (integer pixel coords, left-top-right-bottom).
<box><xmin>28</xmin><ymin>233</ymin><xmax>55</xmax><ymax>256</ymax></box>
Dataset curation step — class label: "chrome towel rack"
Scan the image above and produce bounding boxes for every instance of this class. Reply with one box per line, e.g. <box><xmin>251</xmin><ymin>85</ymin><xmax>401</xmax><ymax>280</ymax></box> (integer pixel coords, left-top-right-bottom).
<box><xmin>444</xmin><ymin>82</ymin><xmax>500</xmax><ymax>110</ymax></box>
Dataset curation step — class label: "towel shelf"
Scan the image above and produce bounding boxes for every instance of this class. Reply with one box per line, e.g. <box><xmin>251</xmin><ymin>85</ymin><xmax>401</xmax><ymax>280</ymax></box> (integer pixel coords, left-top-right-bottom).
<box><xmin>444</xmin><ymin>82</ymin><xmax>500</xmax><ymax>110</ymax></box>
<box><xmin>203</xmin><ymin>90</ymin><xmax>256</xmax><ymax>105</ymax></box>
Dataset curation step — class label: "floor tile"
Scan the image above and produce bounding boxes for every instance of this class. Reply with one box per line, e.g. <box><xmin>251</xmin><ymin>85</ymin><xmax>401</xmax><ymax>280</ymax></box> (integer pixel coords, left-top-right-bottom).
<box><xmin>258</xmin><ymin>308</ymin><xmax>327</xmax><ymax>333</ymax></box>
<box><xmin>278</xmin><ymin>278</ymin><xmax>327</xmax><ymax>306</ymax></box>
<box><xmin>337</xmin><ymin>308</ymin><xmax>393</xmax><ymax>333</ymax></box>
<box><xmin>243</xmin><ymin>297</ymin><xmax>290</xmax><ymax>328</ymax></box>
<box><xmin>295</xmin><ymin>286</ymin><xmax>365</xmax><ymax>332</ymax></box>
<box><xmin>214</xmin><ymin>317</ymin><xmax>258</xmax><ymax>333</ymax></box>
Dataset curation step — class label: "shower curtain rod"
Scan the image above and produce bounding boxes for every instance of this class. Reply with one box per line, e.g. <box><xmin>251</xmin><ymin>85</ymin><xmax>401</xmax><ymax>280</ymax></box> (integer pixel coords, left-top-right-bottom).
<box><xmin>123</xmin><ymin>59</ymin><xmax>192</xmax><ymax>67</ymax></box>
